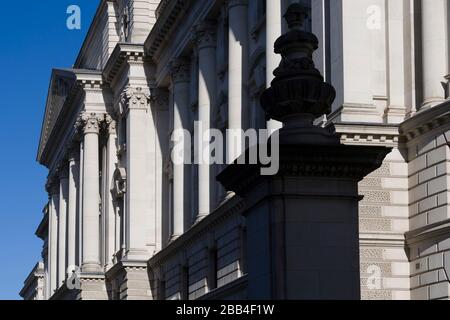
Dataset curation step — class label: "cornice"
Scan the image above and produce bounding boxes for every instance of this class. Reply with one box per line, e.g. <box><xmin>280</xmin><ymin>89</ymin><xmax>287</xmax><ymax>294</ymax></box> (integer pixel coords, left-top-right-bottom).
<box><xmin>405</xmin><ymin>218</ymin><xmax>450</xmax><ymax>246</ymax></box>
<box><xmin>75</xmin><ymin>70</ymin><xmax>104</xmax><ymax>89</ymax></box>
<box><xmin>217</xmin><ymin>143</ymin><xmax>391</xmax><ymax>197</ymax></box>
<box><xmin>331</xmin><ymin>122</ymin><xmax>402</xmax><ymax>147</ymax></box>
<box><xmin>148</xmin><ymin>195</ymin><xmax>245</xmax><ymax>268</ymax></box>
<box><xmin>19</xmin><ymin>262</ymin><xmax>45</xmax><ymax>299</ymax></box>
<box><xmin>37</xmin><ymin>69</ymin><xmax>77</xmax><ymax>164</ymax></box>
<box><xmin>400</xmin><ymin>99</ymin><xmax>450</xmax><ymax>145</ymax></box>
<box><xmin>35</xmin><ymin>206</ymin><xmax>49</xmax><ymax>241</ymax></box>
<box><xmin>39</xmin><ymin>69</ymin><xmax>103</xmax><ymax>169</ymax></box>
<box><xmin>144</xmin><ymin>0</ymin><xmax>194</xmax><ymax>59</ymax></box>
<box><xmin>103</xmin><ymin>43</ymin><xmax>146</xmax><ymax>85</ymax></box>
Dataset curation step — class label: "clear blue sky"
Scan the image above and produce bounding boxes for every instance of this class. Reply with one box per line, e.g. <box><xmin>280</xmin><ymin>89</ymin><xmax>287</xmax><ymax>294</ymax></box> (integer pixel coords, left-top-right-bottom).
<box><xmin>0</xmin><ymin>0</ymin><xmax>99</xmax><ymax>300</ymax></box>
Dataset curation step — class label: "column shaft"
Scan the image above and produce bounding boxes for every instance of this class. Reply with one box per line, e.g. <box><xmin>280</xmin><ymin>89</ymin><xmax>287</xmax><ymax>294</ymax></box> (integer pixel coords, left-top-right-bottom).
<box><xmin>195</xmin><ymin>21</ymin><xmax>217</xmax><ymax>220</ymax></box>
<box><xmin>170</xmin><ymin>60</ymin><xmax>191</xmax><ymax>239</ymax></box>
<box><xmin>47</xmin><ymin>187</ymin><xmax>59</xmax><ymax>295</ymax></box>
<box><xmin>80</xmin><ymin>113</ymin><xmax>102</xmax><ymax>273</ymax></box>
<box><xmin>58</xmin><ymin>173</ymin><xmax>69</xmax><ymax>285</ymax></box>
<box><xmin>67</xmin><ymin>151</ymin><xmax>79</xmax><ymax>270</ymax></box>
<box><xmin>421</xmin><ymin>0</ymin><xmax>449</xmax><ymax>108</ymax></box>
<box><xmin>228</xmin><ymin>0</ymin><xmax>249</xmax><ymax>162</ymax></box>
<box><xmin>105</xmin><ymin>117</ymin><xmax>117</xmax><ymax>266</ymax></box>
<box><xmin>266</xmin><ymin>0</ymin><xmax>283</xmax><ymax>133</ymax></box>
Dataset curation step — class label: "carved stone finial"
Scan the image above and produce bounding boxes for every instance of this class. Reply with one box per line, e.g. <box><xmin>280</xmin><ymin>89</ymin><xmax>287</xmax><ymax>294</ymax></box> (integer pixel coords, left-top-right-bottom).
<box><xmin>261</xmin><ymin>4</ymin><xmax>336</xmax><ymax>136</ymax></box>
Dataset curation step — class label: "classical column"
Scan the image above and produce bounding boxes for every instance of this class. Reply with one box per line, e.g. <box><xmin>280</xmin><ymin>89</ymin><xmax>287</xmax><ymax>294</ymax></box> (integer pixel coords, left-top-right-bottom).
<box><xmin>151</xmin><ymin>87</ymin><xmax>170</xmax><ymax>250</ymax></box>
<box><xmin>266</xmin><ymin>0</ymin><xmax>283</xmax><ymax>134</ymax></box>
<box><xmin>58</xmin><ymin>165</ymin><xmax>69</xmax><ymax>286</ymax></box>
<box><xmin>384</xmin><ymin>0</ymin><xmax>408</xmax><ymax>123</ymax></box>
<box><xmin>193</xmin><ymin>20</ymin><xmax>217</xmax><ymax>220</ymax></box>
<box><xmin>227</xmin><ymin>0</ymin><xmax>249</xmax><ymax>162</ymax></box>
<box><xmin>421</xmin><ymin>0</ymin><xmax>449</xmax><ymax>109</ymax></box>
<box><xmin>105</xmin><ymin>115</ymin><xmax>117</xmax><ymax>266</ymax></box>
<box><xmin>78</xmin><ymin>112</ymin><xmax>103</xmax><ymax>273</ymax></box>
<box><xmin>67</xmin><ymin>145</ymin><xmax>80</xmax><ymax>272</ymax></box>
<box><xmin>46</xmin><ymin>179</ymin><xmax>59</xmax><ymax>295</ymax></box>
<box><xmin>169</xmin><ymin>58</ymin><xmax>191</xmax><ymax>239</ymax></box>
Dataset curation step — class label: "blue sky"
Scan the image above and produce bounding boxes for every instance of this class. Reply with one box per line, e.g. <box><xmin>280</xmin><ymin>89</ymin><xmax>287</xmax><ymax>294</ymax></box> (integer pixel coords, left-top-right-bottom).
<box><xmin>0</xmin><ymin>0</ymin><xmax>99</xmax><ymax>299</ymax></box>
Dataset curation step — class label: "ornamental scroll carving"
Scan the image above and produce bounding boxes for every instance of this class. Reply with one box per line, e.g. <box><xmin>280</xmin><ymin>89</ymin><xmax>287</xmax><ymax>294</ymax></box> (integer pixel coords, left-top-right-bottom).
<box><xmin>169</xmin><ymin>58</ymin><xmax>191</xmax><ymax>84</ymax></box>
<box><xmin>75</xmin><ymin>112</ymin><xmax>105</xmax><ymax>134</ymax></box>
<box><xmin>192</xmin><ymin>20</ymin><xmax>217</xmax><ymax>49</ymax></box>
<box><xmin>120</xmin><ymin>86</ymin><xmax>151</xmax><ymax>114</ymax></box>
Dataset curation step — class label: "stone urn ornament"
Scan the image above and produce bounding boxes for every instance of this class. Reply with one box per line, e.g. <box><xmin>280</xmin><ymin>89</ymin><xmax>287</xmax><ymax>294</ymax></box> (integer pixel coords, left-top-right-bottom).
<box><xmin>261</xmin><ymin>3</ymin><xmax>339</xmax><ymax>145</ymax></box>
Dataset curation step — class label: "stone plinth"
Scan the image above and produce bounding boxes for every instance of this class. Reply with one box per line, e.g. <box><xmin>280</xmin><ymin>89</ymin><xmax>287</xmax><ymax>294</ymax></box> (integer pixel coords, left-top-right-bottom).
<box><xmin>218</xmin><ymin>142</ymin><xmax>390</xmax><ymax>299</ymax></box>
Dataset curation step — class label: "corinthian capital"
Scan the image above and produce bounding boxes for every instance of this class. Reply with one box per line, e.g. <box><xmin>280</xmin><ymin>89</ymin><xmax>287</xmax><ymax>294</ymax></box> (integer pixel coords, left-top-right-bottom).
<box><xmin>192</xmin><ymin>20</ymin><xmax>217</xmax><ymax>49</ymax></box>
<box><xmin>120</xmin><ymin>86</ymin><xmax>151</xmax><ymax>112</ymax></box>
<box><xmin>169</xmin><ymin>58</ymin><xmax>191</xmax><ymax>84</ymax></box>
<box><xmin>75</xmin><ymin>112</ymin><xmax>104</xmax><ymax>134</ymax></box>
<box><xmin>150</xmin><ymin>87</ymin><xmax>170</xmax><ymax>110</ymax></box>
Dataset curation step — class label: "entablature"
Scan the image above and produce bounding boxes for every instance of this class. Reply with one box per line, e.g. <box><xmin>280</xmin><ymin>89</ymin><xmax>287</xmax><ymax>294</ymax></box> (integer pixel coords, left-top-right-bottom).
<box><xmin>38</xmin><ymin>69</ymin><xmax>107</xmax><ymax>170</ymax></box>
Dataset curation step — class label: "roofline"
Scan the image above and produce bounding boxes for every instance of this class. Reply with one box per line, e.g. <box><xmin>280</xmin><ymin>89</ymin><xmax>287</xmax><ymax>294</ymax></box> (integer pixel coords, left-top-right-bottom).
<box><xmin>37</xmin><ymin>69</ymin><xmax>103</xmax><ymax>167</ymax></box>
<box><xmin>74</xmin><ymin>0</ymin><xmax>109</xmax><ymax>68</ymax></box>
<box><xmin>36</xmin><ymin>69</ymin><xmax>77</xmax><ymax>162</ymax></box>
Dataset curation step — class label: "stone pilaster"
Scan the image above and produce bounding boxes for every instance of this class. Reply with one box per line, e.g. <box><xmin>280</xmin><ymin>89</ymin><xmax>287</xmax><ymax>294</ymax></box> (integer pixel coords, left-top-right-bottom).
<box><xmin>120</xmin><ymin>86</ymin><xmax>155</xmax><ymax>260</ymax></box>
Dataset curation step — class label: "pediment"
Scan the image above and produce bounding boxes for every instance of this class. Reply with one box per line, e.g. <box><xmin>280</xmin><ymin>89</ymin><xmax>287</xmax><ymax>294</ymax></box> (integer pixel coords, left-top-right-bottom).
<box><xmin>37</xmin><ymin>69</ymin><xmax>76</xmax><ymax>163</ymax></box>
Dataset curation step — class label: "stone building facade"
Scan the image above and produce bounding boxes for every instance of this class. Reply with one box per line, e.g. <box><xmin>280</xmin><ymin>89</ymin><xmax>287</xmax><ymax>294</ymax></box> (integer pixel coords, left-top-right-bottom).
<box><xmin>21</xmin><ymin>0</ymin><xmax>450</xmax><ymax>300</ymax></box>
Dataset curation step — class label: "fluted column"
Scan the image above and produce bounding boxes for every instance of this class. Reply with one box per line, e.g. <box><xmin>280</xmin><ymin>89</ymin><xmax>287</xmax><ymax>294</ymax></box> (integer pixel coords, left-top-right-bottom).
<box><xmin>58</xmin><ymin>166</ymin><xmax>69</xmax><ymax>285</ymax></box>
<box><xmin>46</xmin><ymin>180</ymin><xmax>59</xmax><ymax>296</ymax></box>
<box><xmin>227</xmin><ymin>0</ymin><xmax>249</xmax><ymax>162</ymax></box>
<box><xmin>193</xmin><ymin>20</ymin><xmax>217</xmax><ymax>220</ymax></box>
<box><xmin>77</xmin><ymin>112</ymin><xmax>103</xmax><ymax>273</ymax></box>
<box><xmin>67</xmin><ymin>145</ymin><xmax>80</xmax><ymax>272</ymax></box>
<box><xmin>169</xmin><ymin>58</ymin><xmax>191</xmax><ymax>239</ymax></box>
<box><xmin>266</xmin><ymin>0</ymin><xmax>283</xmax><ymax>133</ymax></box>
<box><xmin>421</xmin><ymin>0</ymin><xmax>449</xmax><ymax>109</ymax></box>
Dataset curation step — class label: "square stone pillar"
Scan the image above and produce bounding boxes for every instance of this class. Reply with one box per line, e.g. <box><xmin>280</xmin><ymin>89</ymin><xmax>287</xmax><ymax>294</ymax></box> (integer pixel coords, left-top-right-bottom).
<box><xmin>218</xmin><ymin>143</ymin><xmax>390</xmax><ymax>299</ymax></box>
